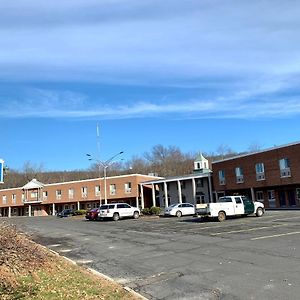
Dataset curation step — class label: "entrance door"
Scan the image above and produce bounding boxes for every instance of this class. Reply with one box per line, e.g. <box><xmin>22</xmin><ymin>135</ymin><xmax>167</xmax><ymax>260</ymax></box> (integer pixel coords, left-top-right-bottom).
<box><xmin>279</xmin><ymin>191</ymin><xmax>286</xmax><ymax>207</ymax></box>
<box><xmin>288</xmin><ymin>190</ymin><xmax>296</xmax><ymax>206</ymax></box>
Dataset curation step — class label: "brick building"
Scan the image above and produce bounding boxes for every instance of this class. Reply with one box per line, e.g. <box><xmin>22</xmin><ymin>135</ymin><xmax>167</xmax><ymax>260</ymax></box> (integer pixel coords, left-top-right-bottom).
<box><xmin>212</xmin><ymin>141</ymin><xmax>300</xmax><ymax>208</ymax></box>
<box><xmin>0</xmin><ymin>174</ymin><xmax>160</xmax><ymax>217</ymax></box>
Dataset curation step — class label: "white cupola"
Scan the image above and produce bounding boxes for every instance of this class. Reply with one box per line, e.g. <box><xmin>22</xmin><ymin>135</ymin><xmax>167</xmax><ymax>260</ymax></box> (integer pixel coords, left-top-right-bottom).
<box><xmin>193</xmin><ymin>153</ymin><xmax>210</xmax><ymax>173</ymax></box>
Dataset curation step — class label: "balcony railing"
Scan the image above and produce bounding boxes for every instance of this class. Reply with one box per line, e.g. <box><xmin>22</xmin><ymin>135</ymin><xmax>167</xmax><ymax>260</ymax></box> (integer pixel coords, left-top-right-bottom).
<box><xmin>280</xmin><ymin>168</ymin><xmax>291</xmax><ymax>178</ymax></box>
<box><xmin>236</xmin><ymin>175</ymin><xmax>244</xmax><ymax>183</ymax></box>
<box><xmin>256</xmin><ymin>173</ymin><xmax>265</xmax><ymax>181</ymax></box>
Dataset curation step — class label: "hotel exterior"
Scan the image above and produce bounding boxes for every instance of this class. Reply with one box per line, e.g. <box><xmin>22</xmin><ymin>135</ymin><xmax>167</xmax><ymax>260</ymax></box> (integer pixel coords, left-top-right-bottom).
<box><xmin>212</xmin><ymin>141</ymin><xmax>300</xmax><ymax>209</ymax></box>
<box><xmin>0</xmin><ymin>174</ymin><xmax>160</xmax><ymax>217</ymax></box>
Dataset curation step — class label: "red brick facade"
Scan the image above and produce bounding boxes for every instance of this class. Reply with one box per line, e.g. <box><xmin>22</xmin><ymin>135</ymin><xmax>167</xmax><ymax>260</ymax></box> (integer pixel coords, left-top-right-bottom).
<box><xmin>212</xmin><ymin>142</ymin><xmax>300</xmax><ymax>208</ymax></box>
<box><xmin>0</xmin><ymin>174</ymin><xmax>158</xmax><ymax>217</ymax></box>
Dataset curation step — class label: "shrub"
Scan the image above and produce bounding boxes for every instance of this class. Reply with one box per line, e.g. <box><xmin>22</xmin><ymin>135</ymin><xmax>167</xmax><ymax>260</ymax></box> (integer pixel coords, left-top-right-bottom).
<box><xmin>141</xmin><ymin>208</ymin><xmax>151</xmax><ymax>215</ymax></box>
<box><xmin>74</xmin><ymin>209</ymin><xmax>87</xmax><ymax>215</ymax></box>
<box><xmin>150</xmin><ymin>206</ymin><xmax>161</xmax><ymax>215</ymax></box>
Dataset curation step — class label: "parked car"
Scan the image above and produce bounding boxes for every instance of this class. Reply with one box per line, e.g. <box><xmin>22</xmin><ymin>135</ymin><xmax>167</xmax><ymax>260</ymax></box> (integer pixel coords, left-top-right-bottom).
<box><xmin>164</xmin><ymin>203</ymin><xmax>195</xmax><ymax>217</ymax></box>
<box><xmin>57</xmin><ymin>209</ymin><xmax>75</xmax><ymax>218</ymax></box>
<box><xmin>98</xmin><ymin>203</ymin><xmax>140</xmax><ymax>221</ymax></box>
<box><xmin>85</xmin><ymin>208</ymin><xmax>100</xmax><ymax>221</ymax></box>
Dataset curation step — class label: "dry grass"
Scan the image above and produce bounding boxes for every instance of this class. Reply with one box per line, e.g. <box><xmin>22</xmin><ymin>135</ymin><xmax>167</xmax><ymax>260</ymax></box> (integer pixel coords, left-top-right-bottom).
<box><xmin>0</xmin><ymin>222</ymin><xmax>141</xmax><ymax>300</ymax></box>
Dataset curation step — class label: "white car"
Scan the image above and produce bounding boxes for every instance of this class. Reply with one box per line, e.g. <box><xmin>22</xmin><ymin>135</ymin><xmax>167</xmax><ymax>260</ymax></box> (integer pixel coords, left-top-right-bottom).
<box><xmin>164</xmin><ymin>203</ymin><xmax>195</xmax><ymax>217</ymax></box>
<box><xmin>98</xmin><ymin>203</ymin><xmax>140</xmax><ymax>221</ymax></box>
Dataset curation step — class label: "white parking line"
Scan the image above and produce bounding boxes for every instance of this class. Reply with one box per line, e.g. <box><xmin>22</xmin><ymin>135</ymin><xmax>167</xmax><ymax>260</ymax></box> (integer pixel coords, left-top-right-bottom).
<box><xmin>210</xmin><ymin>224</ymin><xmax>288</xmax><ymax>236</ymax></box>
<box><xmin>251</xmin><ymin>231</ymin><xmax>300</xmax><ymax>240</ymax></box>
<box><xmin>272</xmin><ymin>216</ymin><xmax>300</xmax><ymax>222</ymax></box>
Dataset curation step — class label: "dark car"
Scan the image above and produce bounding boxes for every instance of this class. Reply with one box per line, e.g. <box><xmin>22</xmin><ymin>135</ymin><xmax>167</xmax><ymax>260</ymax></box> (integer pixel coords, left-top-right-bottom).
<box><xmin>57</xmin><ymin>209</ymin><xmax>75</xmax><ymax>218</ymax></box>
<box><xmin>85</xmin><ymin>208</ymin><xmax>100</xmax><ymax>221</ymax></box>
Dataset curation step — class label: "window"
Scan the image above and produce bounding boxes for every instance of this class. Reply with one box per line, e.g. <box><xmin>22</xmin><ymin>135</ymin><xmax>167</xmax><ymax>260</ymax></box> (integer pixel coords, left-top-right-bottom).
<box><xmin>255</xmin><ymin>163</ymin><xmax>265</xmax><ymax>180</ymax></box>
<box><xmin>256</xmin><ymin>191</ymin><xmax>264</xmax><ymax>202</ymax></box>
<box><xmin>56</xmin><ymin>190</ymin><xmax>62</xmax><ymax>199</ymax></box>
<box><xmin>69</xmin><ymin>188</ymin><xmax>74</xmax><ymax>199</ymax></box>
<box><xmin>2</xmin><ymin>195</ymin><xmax>7</xmax><ymax>204</ymax></box>
<box><xmin>180</xmin><ymin>181</ymin><xmax>186</xmax><ymax>189</ymax></box>
<box><xmin>22</xmin><ymin>193</ymin><xmax>25</xmax><ymax>202</ymax></box>
<box><xmin>81</xmin><ymin>187</ymin><xmax>88</xmax><ymax>197</ymax></box>
<box><xmin>43</xmin><ymin>191</ymin><xmax>48</xmax><ymax>200</ymax></box>
<box><xmin>31</xmin><ymin>191</ymin><xmax>38</xmax><ymax>198</ymax></box>
<box><xmin>125</xmin><ymin>182</ymin><xmax>132</xmax><ymax>193</ymax></box>
<box><xmin>268</xmin><ymin>190</ymin><xmax>276</xmax><ymax>208</ymax></box>
<box><xmin>296</xmin><ymin>188</ymin><xmax>300</xmax><ymax>200</ymax></box>
<box><xmin>110</xmin><ymin>184</ymin><xmax>116</xmax><ymax>195</ymax></box>
<box><xmin>196</xmin><ymin>179</ymin><xmax>203</xmax><ymax>188</ymax></box>
<box><xmin>116</xmin><ymin>203</ymin><xmax>130</xmax><ymax>209</ymax></box>
<box><xmin>218</xmin><ymin>170</ymin><xmax>225</xmax><ymax>185</ymax></box>
<box><xmin>95</xmin><ymin>185</ymin><xmax>101</xmax><ymax>196</ymax></box>
<box><xmin>279</xmin><ymin>158</ymin><xmax>291</xmax><ymax>177</ymax></box>
<box><xmin>12</xmin><ymin>194</ymin><xmax>17</xmax><ymax>204</ymax></box>
<box><xmin>217</xmin><ymin>197</ymin><xmax>232</xmax><ymax>203</ymax></box>
<box><xmin>235</xmin><ymin>167</ymin><xmax>244</xmax><ymax>183</ymax></box>
<box><xmin>235</xmin><ymin>197</ymin><xmax>242</xmax><ymax>204</ymax></box>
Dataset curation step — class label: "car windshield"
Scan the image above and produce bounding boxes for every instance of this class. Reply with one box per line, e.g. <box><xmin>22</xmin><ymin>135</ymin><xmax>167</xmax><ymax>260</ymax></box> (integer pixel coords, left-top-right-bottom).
<box><xmin>168</xmin><ymin>204</ymin><xmax>177</xmax><ymax>208</ymax></box>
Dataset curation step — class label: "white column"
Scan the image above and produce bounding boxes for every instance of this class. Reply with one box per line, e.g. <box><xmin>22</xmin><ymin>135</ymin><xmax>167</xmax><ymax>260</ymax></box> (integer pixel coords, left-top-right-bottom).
<box><xmin>152</xmin><ymin>184</ymin><xmax>156</xmax><ymax>207</ymax></box>
<box><xmin>140</xmin><ymin>184</ymin><xmax>145</xmax><ymax>209</ymax></box>
<box><xmin>177</xmin><ymin>180</ymin><xmax>182</xmax><ymax>203</ymax></box>
<box><xmin>251</xmin><ymin>188</ymin><xmax>255</xmax><ymax>201</ymax></box>
<box><xmin>208</xmin><ymin>175</ymin><xmax>213</xmax><ymax>203</ymax></box>
<box><xmin>8</xmin><ymin>206</ymin><xmax>11</xmax><ymax>218</ymax></box>
<box><xmin>136</xmin><ymin>196</ymin><xmax>139</xmax><ymax>208</ymax></box>
<box><xmin>164</xmin><ymin>182</ymin><xmax>168</xmax><ymax>207</ymax></box>
<box><xmin>28</xmin><ymin>205</ymin><xmax>32</xmax><ymax>217</ymax></box>
<box><xmin>52</xmin><ymin>203</ymin><xmax>56</xmax><ymax>216</ymax></box>
<box><xmin>77</xmin><ymin>201</ymin><xmax>80</xmax><ymax>210</ymax></box>
<box><xmin>192</xmin><ymin>178</ymin><xmax>196</xmax><ymax>205</ymax></box>
<box><xmin>214</xmin><ymin>191</ymin><xmax>218</xmax><ymax>203</ymax></box>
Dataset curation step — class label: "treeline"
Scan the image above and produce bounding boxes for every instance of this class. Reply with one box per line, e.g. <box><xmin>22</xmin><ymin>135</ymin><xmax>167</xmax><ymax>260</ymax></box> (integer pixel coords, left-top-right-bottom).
<box><xmin>1</xmin><ymin>144</ymin><xmax>258</xmax><ymax>189</ymax></box>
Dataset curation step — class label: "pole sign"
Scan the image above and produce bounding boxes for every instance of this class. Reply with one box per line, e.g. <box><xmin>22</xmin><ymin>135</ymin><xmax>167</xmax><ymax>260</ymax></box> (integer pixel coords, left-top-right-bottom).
<box><xmin>0</xmin><ymin>159</ymin><xmax>4</xmax><ymax>183</ymax></box>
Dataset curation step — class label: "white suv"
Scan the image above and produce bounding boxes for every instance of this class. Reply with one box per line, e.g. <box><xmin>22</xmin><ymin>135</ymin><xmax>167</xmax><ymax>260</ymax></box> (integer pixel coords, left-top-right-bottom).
<box><xmin>98</xmin><ymin>203</ymin><xmax>140</xmax><ymax>221</ymax></box>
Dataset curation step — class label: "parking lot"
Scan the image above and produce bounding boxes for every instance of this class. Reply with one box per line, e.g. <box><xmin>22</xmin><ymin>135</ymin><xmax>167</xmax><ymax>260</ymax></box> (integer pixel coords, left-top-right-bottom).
<box><xmin>7</xmin><ymin>211</ymin><xmax>300</xmax><ymax>300</ymax></box>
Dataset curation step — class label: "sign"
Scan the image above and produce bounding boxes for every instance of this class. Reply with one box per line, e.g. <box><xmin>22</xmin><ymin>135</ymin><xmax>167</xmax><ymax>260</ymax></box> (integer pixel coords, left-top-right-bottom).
<box><xmin>0</xmin><ymin>159</ymin><xmax>4</xmax><ymax>183</ymax></box>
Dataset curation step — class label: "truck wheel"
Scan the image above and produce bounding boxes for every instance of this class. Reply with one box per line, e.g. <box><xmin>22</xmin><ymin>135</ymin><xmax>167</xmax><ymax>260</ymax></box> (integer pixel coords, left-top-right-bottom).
<box><xmin>256</xmin><ymin>207</ymin><xmax>264</xmax><ymax>217</ymax></box>
<box><xmin>217</xmin><ymin>211</ymin><xmax>226</xmax><ymax>222</ymax></box>
<box><xmin>176</xmin><ymin>211</ymin><xmax>182</xmax><ymax>218</ymax></box>
<box><xmin>113</xmin><ymin>213</ymin><xmax>120</xmax><ymax>221</ymax></box>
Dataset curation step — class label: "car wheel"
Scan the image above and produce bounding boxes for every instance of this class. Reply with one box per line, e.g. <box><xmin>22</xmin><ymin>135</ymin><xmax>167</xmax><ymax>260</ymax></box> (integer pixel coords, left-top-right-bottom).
<box><xmin>217</xmin><ymin>211</ymin><xmax>226</xmax><ymax>222</ymax></box>
<box><xmin>133</xmin><ymin>211</ymin><xmax>140</xmax><ymax>219</ymax></box>
<box><xmin>256</xmin><ymin>207</ymin><xmax>264</xmax><ymax>217</ymax></box>
<box><xmin>113</xmin><ymin>213</ymin><xmax>120</xmax><ymax>221</ymax></box>
<box><xmin>176</xmin><ymin>210</ymin><xmax>182</xmax><ymax>218</ymax></box>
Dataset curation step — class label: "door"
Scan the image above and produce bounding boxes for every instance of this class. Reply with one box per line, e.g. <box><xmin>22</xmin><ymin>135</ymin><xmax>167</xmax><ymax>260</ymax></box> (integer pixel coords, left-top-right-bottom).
<box><xmin>279</xmin><ymin>191</ymin><xmax>286</xmax><ymax>207</ymax></box>
<box><xmin>182</xmin><ymin>203</ymin><xmax>195</xmax><ymax>215</ymax></box>
<box><xmin>242</xmin><ymin>197</ymin><xmax>255</xmax><ymax>214</ymax></box>
<box><xmin>288</xmin><ymin>190</ymin><xmax>296</xmax><ymax>206</ymax></box>
<box><xmin>234</xmin><ymin>197</ymin><xmax>245</xmax><ymax>215</ymax></box>
<box><xmin>117</xmin><ymin>203</ymin><xmax>132</xmax><ymax>217</ymax></box>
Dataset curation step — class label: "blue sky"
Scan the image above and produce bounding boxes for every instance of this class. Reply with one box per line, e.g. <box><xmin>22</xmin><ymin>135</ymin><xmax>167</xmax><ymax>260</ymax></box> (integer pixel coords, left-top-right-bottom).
<box><xmin>1</xmin><ymin>0</ymin><xmax>300</xmax><ymax>171</ymax></box>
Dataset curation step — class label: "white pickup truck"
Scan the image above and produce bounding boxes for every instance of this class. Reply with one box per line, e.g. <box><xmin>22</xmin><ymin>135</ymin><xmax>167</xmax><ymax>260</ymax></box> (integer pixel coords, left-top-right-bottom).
<box><xmin>195</xmin><ymin>196</ymin><xmax>265</xmax><ymax>222</ymax></box>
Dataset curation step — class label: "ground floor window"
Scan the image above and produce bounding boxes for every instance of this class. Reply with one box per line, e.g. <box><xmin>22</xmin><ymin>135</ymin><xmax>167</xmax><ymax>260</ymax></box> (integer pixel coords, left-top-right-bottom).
<box><xmin>256</xmin><ymin>191</ymin><xmax>264</xmax><ymax>202</ymax></box>
<box><xmin>268</xmin><ymin>190</ymin><xmax>276</xmax><ymax>208</ymax></box>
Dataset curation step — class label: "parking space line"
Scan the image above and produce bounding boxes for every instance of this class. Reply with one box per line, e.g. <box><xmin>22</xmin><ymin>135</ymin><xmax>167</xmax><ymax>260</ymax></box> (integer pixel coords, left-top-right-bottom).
<box><xmin>251</xmin><ymin>231</ymin><xmax>300</xmax><ymax>240</ymax></box>
<box><xmin>210</xmin><ymin>224</ymin><xmax>288</xmax><ymax>236</ymax></box>
<box><xmin>271</xmin><ymin>216</ymin><xmax>300</xmax><ymax>222</ymax></box>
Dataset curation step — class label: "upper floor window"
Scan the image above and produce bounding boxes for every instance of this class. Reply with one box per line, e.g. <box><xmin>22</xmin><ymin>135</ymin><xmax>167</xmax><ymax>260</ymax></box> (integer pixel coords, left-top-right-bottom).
<box><xmin>12</xmin><ymin>194</ymin><xmax>17</xmax><ymax>204</ymax></box>
<box><xmin>69</xmin><ymin>188</ymin><xmax>74</xmax><ymax>199</ymax></box>
<box><xmin>255</xmin><ymin>163</ymin><xmax>265</xmax><ymax>181</ymax></box>
<box><xmin>56</xmin><ymin>189</ymin><xmax>62</xmax><ymax>199</ymax></box>
<box><xmin>279</xmin><ymin>158</ymin><xmax>291</xmax><ymax>177</ymax></box>
<box><xmin>95</xmin><ymin>185</ymin><xmax>101</xmax><ymax>196</ymax></box>
<box><xmin>125</xmin><ymin>182</ymin><xmax>132</xmax><ymax>193</ymax></box>
<box><xmin>218</xmin><ymin>170</ymin><xmax>225</xmax><ymax>185</ymax></box>
<box><xmin>43</xmin><ymin>191</ymin><xmax>48</xmax><ymax>199</ymax></box>
<box><xmin>235</xmin><ymin>167</ymin><xmax>244</xmax><ymax>183</ymax></box>
<box><xmin>110</xmin><ymin>184</ymin><xmax>116</xmax><ymax>195</ymax></box>
<box><xmin>31</xmin><ymin>191</ymin><xmax>38</xmax><ymax>198</ymax></box>
<box><xmin>81</xmin><ymin>187</ymin><xmax>88</xmax><ymax>197</ymax></box>
<box><xmin>2</xmin><ymin>195</ymin><xmax>7</xmax><ymax>204</ymax></box>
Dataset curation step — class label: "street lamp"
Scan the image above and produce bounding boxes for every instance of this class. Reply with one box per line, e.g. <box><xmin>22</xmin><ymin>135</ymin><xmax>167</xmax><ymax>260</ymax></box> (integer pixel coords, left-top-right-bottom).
<box><xmin>87</xmin><ymin>151</ymin><xmax>124</xmax><ymax>205</ymax></box>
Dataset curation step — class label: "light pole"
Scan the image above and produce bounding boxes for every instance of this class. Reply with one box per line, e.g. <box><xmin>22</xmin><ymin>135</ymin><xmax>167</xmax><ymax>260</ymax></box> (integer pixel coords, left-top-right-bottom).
<box><xmin>87</xmin><ymin>151</ymin><xmax>124</xmax><ymax>205</ymax></box>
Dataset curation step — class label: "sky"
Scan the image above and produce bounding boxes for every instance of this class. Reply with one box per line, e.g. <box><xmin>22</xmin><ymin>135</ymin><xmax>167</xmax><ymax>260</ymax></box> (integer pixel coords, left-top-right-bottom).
<box><xmin>1</xmin><ymin>0</ymin><xmax>300</xmax><ymax>171</ymax></box>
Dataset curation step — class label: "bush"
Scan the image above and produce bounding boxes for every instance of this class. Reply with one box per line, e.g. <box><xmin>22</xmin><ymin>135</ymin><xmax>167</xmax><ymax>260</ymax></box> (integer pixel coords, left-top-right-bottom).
<box><xmin>74</xmin><ymin>209</ymin><xmax>87</xmax><ymax>215</ymax></box>
<box><xmin>141</xmin><ymin>208</ymin><xmax>151</xmax><ymax>215</ymax></box>
<box><xmin>150</xmin><ymin>206</ymin><xmax>161</xmax><ymax>215</ymax></box>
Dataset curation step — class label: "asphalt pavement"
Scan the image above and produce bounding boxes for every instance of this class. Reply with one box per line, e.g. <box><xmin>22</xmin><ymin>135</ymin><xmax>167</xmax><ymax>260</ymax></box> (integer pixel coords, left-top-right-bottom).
<box><xmin>5</xmin><ymin>211</ymin><xmax>300</xmax><ymax>300</ymax></box>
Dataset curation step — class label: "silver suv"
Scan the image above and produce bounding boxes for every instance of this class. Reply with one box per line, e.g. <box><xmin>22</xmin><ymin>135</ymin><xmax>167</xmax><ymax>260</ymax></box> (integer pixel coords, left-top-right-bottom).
<box><xmin>98</xmin><ymin>203</ymin><xmax>140</xmax><ymax>221</ymax></box>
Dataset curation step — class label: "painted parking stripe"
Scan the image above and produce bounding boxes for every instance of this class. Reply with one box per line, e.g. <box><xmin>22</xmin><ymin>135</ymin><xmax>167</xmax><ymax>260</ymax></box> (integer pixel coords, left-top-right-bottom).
<box><xmin>271</xmin><ymin>216</ymin><xmax>300</xmax><ymax>222</ymax></box>
<box><xmin>211</xmin><ymin>224</ymin><xmax>288</xmax><ymax>236</ymax></box>
<box><xmin>251</xmin><ymin>231</ymin><xmax>300</xmax><ymax>240</ymax></box>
